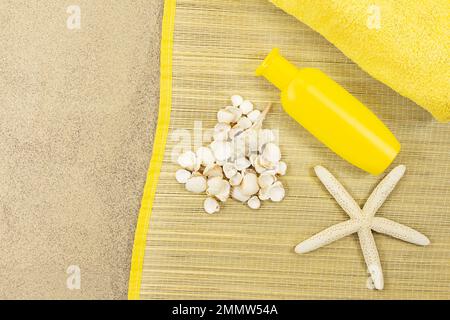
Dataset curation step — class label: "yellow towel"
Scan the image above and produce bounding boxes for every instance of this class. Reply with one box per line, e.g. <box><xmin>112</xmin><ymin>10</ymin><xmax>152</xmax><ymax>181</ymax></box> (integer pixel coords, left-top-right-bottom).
<box><xmin>269</xmin><ymin>0</ymin><xmax>450</xmax><ymax>122</ymax></box>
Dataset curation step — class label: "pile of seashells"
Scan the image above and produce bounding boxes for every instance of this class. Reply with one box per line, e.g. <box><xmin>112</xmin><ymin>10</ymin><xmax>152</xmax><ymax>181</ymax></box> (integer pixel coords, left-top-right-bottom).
<box><xmin>175</xmin><ymin>95</ymin><xmax>286</xmax><ymax>214</ymax></box>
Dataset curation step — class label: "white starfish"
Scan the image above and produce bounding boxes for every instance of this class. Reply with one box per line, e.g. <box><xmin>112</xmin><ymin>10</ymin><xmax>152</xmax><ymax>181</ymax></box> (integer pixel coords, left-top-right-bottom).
<box><xmin>295</xmin><ymin>165</ymin><xmax>430</xmax><ymax>290</ymax></box>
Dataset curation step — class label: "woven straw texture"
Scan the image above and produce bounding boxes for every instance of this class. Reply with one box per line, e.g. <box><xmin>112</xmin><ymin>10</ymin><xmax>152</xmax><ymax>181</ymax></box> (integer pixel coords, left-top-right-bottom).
<box><xmin>138</xmin><ymin>0</ymin><xmax>450</xmax><ymax>299</ymax></box>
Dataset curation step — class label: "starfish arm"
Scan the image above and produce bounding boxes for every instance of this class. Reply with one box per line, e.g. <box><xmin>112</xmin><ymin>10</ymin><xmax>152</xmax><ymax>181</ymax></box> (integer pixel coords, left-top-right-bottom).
<box><xmin>358</xmin><ymin>228</ymin><xmax>384</xmax><ymax>290</ymax></box>
<box><xmin>295</xmin><ymin>219</ymin><xmax>360</xmax><ymax>254</ymax></box>
<box><xmin>363</xmin><ymin>165</ymin><xmax>406</xmax><ymax>217</ymax></box>
<box><xmin>371</xmin><ymin>217</ymin><xmax>430</xmax><ymax>246</ymax></box>
<box><xmin>314</xmin><ymin>166</ymin><xmax>362</xmax><ymax>219</ymax></box>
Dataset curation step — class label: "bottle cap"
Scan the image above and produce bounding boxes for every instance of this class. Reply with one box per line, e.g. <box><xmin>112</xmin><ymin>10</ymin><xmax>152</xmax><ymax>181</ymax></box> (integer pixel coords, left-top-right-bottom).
<box><xmin>256</xmin><ymin>48</ymin><xmax>299</xmax><ymax>90</ymax></box>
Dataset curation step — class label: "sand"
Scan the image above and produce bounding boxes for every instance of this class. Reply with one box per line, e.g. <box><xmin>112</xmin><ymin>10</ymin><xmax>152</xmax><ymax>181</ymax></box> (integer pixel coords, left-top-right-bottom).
<box><xmin>0</xmin><ymin>0</ymin><xmax>162</xmax><ymax>299</ymax></box>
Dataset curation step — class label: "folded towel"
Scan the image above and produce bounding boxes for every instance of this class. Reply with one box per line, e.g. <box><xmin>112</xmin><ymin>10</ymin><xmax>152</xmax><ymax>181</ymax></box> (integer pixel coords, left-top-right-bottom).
<box><xmin>270</xmin><ymin>0</ymin><xmax>450</xmax><ymax>122</ymax></box>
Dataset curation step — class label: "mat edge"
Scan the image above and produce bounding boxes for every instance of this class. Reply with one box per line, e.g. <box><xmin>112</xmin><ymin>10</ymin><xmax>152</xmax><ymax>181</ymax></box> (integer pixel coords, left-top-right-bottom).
<box><xmin>127</xmin><ymin>0</ymin><xmax>176</xmax><ymax>300</ymax></box>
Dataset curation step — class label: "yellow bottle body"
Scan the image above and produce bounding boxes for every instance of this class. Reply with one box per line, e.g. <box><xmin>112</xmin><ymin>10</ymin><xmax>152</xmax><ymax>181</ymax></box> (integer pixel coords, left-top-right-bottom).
<box><xmin>256</xmin><ymin>49</ymin><xmax>400</xmax><ymax>175</ymax></box>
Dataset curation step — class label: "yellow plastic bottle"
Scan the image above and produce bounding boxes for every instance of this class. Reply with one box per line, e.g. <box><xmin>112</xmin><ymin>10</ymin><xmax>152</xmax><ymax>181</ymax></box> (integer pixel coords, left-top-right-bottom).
<box><xmin>256</xmin><ymin>48</ymin><xmax>400</xmax><ymax>175</ymax></box>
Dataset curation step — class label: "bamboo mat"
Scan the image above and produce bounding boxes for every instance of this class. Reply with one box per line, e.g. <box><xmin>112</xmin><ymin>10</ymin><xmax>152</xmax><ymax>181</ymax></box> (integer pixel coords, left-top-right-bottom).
<box><xmin>132</xmin><ymin>0</ymin><xmax>450</xmax><ymax>299</ymax></box>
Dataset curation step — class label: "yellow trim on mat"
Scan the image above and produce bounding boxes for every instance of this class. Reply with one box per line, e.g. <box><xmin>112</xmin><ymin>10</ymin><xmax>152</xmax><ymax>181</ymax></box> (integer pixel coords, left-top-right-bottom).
<box><xmin>128</xmin><ymin>0</ymin><xmax>176</xmax><ymax>300</ymax></box>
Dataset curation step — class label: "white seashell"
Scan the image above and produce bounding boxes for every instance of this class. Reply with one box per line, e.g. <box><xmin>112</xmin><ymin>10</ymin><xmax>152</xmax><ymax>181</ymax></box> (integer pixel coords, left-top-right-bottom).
<box><xmin>194</xmin><ymin>158</ymin><xmax>202</xmax><ymax>172</ymax></box>
<box><xmin>258</xmin><ymin>155</ymin><xmax>277</xmax><ymax>170</ymax></box>
<box><xmin>262</xmin><ymin>142</ymin><xmax>281</xmax><ymax>163</ymax></box>
<box><xmin>210</xmin><ymin>140</ymin><xmax>232</xmax><ymax>162</ymax></box>
<box><xmin>239</xmin><ymin>100</ymin><xmax>253</xmax><ymax>115</ymax></box>
<box><xmin>241</xmin><ymin>172</ymin><xmax>259</xmax><ymax>196</ymax></box>
<box><xmin>213</xmin><ymin>123</ymin><xmax>231</xmax><ymax>141</ymax></box>
<box><xmin>216</xmin><ymin>159</ymin><xmax>226</xmax><ymax>166</ymax></box>
<box><xmin>231</xmin><ymin>94</ymin><xmax>243</xmax><ymax>107</ymax></box>
<box><xmin>177</xmin><ymin>151</ymin><xmax>197</xmax><ymax>171</ymax></box>
<box><xmin>234</xmin><ymin>157</ymin><xmax>251</xmax><ymax>171</ymax></box>
<box><xmin>213</xmin><ymin>130</ymin><xmax>228</xmax><ymax>141</ymax></box>
<box><xmin>249</xmin><ymin>154</ymin><xmax>258</xmax><ymax>167</ymax></box>
<box><xmin>223</xmin><ymin>163</ymin><xmax>237</xmax><ymax>179</ymax></box>
<box><xmin>206</xmin><ymin>177</ymin><xmax>230</xmax><ymax>199</ymax></box>
<box><xmin>231</xmin><ymin>186</ymin><xmax>251</xmax><ymax>202</ymax></box>
<box><xmin>203</xmin><ymin>164</ymin><xmax>223</xmax><ymax>178</ymax></box>
<box><xmin>247</xmin><ymin>109</ymin><xmax>261</xmax><ymax>123</ymax></box>
<box><xmin>252</xmin><ymin>155</ymin><xmax>275</xmax><ymax>172</ymax></box>
<box><xmin>268</xmin><ymin>181</ymin><xmax>285</xmax><ymax>202</ymax></box>
<box><xmin>237</xmin><ymin>116</ymin><xmax>252</xmax><ymax>130</ymax></box>
<box><xmin>254</xmin><ymin>157</ymin><xmax>268</xmax><ymax>174</ymax></box>
<box><xmin>258</xmin><ymin>129</ymin><xmax>276</xmax><ymax>151</ymax></box>
<box><xmin>263</xmin><ymin>168</ymin><xmax>278</xmax><ymax>176</ymax></box>
<box><xmin>196</xmin><ymin>146</ymin><xmax>215</xmax><ymax>166</ymax></box>
<box><xmin>225</xmin><ymin>106</ymin><xmax>242</xmax><ymax>122</ymax></box>
<box><xmin>215</xmin><ymin>181</ymin><xmax>230</xmax><ymax>202</ymax></box>
<box><xmin>258</xmin><ymin>173</ymin><xmax>276</xmax><ymax>188</ymax></box>
<box><xmin>276</xmin><ymin>161</ymin><xmax>287</xmax><ymax>175</ymax></box>
<box><xmin>250</xmin><ymin>103</ymin><xmax>270</xmax><ymax>131</ymax></box>
<box><xmin>214</xmin><ymin>122</ymin><xmax>231</xmax><ymax>132</ymax></box>
<box><xmin>217</xmin><ymin>109</ymin><xmax>235</xmax><ymax>123</ymax></box>
<box><xmin>207</xmin><ymin>177</ymin><xmax>225</xmax><ymax>195</ymax></box>
<box><xmin>228</xmin><ymin>126</ymin><xmax>244</xmax><ymax>139</ymax></box>
<box><xmin>258</xmin><ymin>187</ymin><xmax>271</xmax><ymax>201</ymax></box>
<box><xmin>247</xmin><ymin>196</ymin><xmax>261</xmax><ymax>209</ymax></box>
<box><xmin>185</xmin><ymin>176</ymin><xmax>207</xmax><ymax>193</ymax></box>
<box><xmin>269</xmin><ymin>188</ymin><xmax>285</xmax><ymax>201</ymax></box>
<box><xmin>175</xmin><ymin>169</ymin><xmax>191</xmax><ymax>183</ymax></box>
<box><xmin>204</xmin><ymin>197</ymin><xmax>220</xmax><ymax>214</ymax></box>
<box><xmin>229</xmin><ymin>173</ymin><xmax>243</xmax><ymax>186</ymax></box>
